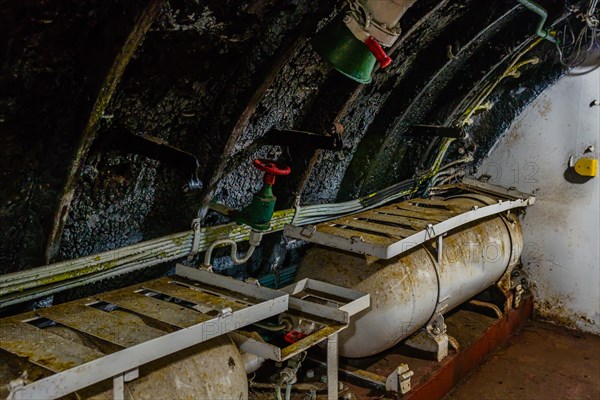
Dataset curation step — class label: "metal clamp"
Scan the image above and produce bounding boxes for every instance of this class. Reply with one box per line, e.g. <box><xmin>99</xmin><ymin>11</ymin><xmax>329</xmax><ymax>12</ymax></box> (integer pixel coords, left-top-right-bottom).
<box><xmin>187</xmin><ymin>218</ymin><xmax>202</xmax><ymax>261</ymax></box>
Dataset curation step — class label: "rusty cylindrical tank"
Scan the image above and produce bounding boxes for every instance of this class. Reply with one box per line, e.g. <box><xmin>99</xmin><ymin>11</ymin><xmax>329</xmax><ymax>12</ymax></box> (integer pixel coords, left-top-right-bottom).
<box><xmin>295</xmin><ymin>195</ymin><xmax>523</xmax><ymax>358</ymax></box>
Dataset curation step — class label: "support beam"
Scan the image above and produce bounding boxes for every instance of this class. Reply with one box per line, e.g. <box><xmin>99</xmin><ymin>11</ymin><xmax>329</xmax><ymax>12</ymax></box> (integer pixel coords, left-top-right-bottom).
<box><xmin>44</xmin><ymin>0</ymin><xmax>164</xmax><ymax>263</ymax></box>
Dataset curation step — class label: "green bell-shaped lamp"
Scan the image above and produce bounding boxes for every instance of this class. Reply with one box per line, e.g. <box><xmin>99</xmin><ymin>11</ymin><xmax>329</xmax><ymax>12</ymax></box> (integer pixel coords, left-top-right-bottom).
<box><xmin>312</xmin><ymin>16</ymin><xmax>376</xmax><ymax>84</ymax></box>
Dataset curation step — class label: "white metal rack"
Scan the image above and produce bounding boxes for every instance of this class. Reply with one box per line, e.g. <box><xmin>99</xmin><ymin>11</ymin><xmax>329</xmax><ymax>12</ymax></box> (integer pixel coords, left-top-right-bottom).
<box><xmin>1</xmin><ymin>265</ymin><xmax>289</xmax><ymax>400</ymax></box>
<box><xmin>284</xmin><ymin>179</ymin><xmax>535</xmax><ymax>259</ymax></box>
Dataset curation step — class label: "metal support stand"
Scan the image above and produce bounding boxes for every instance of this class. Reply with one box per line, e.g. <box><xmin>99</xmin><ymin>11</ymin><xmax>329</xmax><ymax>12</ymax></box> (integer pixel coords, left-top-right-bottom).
<box><xmin>284</xmin><ymin>179</ymin><xmax>535</xmax><ymax>260</ymax></box>
<box><xmin>112</xmin><ymin>375</ymin><xmax>124</xmax><ymax>400</ymax></box>
<box><xmin>405</xmin><ymin>314</ymin><xmax>449</xmax><ymax>362</ymax></box>
<box><xmin>436</xmin><ymin>234</ymin><xmax>444</xmax><ymax>263</ymax></box>
<box><xmin>327</xmin><ymin>334</ymin><xmax>339</xmax><ymax>400</ymax></box>
<box><xmin>112</xmin><ymin>364</ymin><xmax>141</xmax><ymax>399</ymax></box>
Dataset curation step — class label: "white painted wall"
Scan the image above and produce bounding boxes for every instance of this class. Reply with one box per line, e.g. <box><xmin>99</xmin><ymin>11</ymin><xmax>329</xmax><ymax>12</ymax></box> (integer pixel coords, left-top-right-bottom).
<box><xmin>478</xmin><ymin>65</ymin><xmax>600</xmax><ymax>333</ymax></box>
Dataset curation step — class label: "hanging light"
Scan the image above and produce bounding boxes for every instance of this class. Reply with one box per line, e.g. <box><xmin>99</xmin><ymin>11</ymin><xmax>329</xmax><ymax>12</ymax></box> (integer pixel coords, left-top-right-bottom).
<box><xmin>312</xmin><ymin>0</ymin><xmax>417</xmax><ymax>84</ymax></box>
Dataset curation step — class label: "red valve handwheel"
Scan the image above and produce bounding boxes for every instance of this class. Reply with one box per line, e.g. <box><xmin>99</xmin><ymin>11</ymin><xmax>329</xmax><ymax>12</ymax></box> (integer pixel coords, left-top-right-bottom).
<box><xmin>253</xmin><ymin>159</ymin><xmax>291</xmax><ymax>185</ymax></box>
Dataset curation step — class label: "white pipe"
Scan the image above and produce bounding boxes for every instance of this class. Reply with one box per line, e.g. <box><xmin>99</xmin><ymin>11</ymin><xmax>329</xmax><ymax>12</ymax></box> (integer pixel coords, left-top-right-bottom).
<box><xmin>241</xmin><ymin>350</ymin><xmax>265</xmax><ymax>375</ymax></box>
<box><xmin>203</xmin><ymin>231</ymin><xmax>264</xmax><ymax>267</ymax></box>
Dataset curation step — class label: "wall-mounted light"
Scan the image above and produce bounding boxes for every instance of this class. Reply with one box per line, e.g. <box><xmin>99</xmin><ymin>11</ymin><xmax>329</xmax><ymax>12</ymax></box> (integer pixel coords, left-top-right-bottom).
<box><xmin>312</xmin><ymin>0</ymin><xmax>417</xmax><ymax>84</ymax></box>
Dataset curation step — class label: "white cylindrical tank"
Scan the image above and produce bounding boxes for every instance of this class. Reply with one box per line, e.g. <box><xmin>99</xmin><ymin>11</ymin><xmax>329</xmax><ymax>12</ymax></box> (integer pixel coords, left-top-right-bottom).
<box><xmin>296</xmin><ymin>195</ymin><xmax>523</xmax><ymax>358</ymax></box>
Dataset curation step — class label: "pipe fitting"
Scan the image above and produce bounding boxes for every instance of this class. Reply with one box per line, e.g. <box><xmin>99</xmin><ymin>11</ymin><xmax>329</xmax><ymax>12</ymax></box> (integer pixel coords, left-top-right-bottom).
<box><xmin>203</xmin><ymin>231</ymin><xmax>264</xmax><ymax>268</ymax></box>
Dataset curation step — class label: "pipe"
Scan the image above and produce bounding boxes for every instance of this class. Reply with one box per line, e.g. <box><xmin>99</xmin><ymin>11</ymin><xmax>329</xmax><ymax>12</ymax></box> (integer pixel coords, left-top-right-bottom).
<box><xmin>241</xmin><ymin>350</ymin><xmax>265</xmax><ymax>375</ymax></box>
<box><xmin>250</xmin><ymin>382</ymin><xmax>328</xmax><ymax>392</ymax></box>
<box><xmin>253</xmin><ymin>318</ymin><xmax>292</xmax><ymax>332</ymax></box>
<box><xmin>203</xmin><ymin>230</ymin><xmax>263</xmax><ymax>267</ymax></box>
<box><xmin>517</xmin><ymin>0</ymin><xmax>557</xmax><ymax>43</ymax></box>
<box><xmin>285</xmin><ymin>384</ymin><xmax>292</xmax><ymax>400</ymax></box>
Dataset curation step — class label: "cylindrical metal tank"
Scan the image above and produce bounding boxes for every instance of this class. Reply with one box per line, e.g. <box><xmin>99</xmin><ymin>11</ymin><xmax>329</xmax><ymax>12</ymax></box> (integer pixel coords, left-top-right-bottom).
<box><xmin>295</xmin><ymin>195</ymin><xmax>523</xmax><ymax>358</ymax></box>
<box><xmin>0</xmin><ymin>311</ymin><xmax>249</xmax><ymax>400</ymax></box>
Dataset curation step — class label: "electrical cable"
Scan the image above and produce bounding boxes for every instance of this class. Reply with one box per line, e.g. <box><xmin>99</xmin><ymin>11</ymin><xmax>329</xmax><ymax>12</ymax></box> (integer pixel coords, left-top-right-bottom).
<box><xmin>555</xmin><ymin>0</ymin><xmax>599</xmax><ymax>67</ymax></box>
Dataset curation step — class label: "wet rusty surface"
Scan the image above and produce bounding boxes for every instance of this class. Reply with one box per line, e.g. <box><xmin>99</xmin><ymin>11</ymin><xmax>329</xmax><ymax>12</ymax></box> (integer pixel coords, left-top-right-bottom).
<box><xmin>0</xmin><ymin>321</ymin><xmax>103</xmax><ymax>373</ymax></box>
<box><xmin>142</xmin><ymin>277</ymin><xmax>247</xmax><ymax>311</ymax></box>
<box><xmin>360</xmin><ymin>211</ymin><xmax>434</xmax><ymax>229</ymax></box>
<box><xmin>315</xmin><ymin>196</ymin><xmax>461</xmax><ymax>244</ymax></box>
<box><xmin>97</xmin><ymin>290</ymin><xmax>211</xmax><ymax>329</ymax></box>
<box><xmin>333</xmin><ymin>218</ymin><xmax>416</xmax><ymax>239</ymax></box>
<box><xmin>317</xmin><ymin>225</ymin><xmax>397</xmax><ymax>247</ymax></box>
<box><xmin>446</xmin><ymin>319</ymin><xmax>600</xmax><ymax>400</ymax></box>
<box><xmin>37</xmin><ymin>302</ymin><xmax>165</xmax><ymax>348</ymax></box>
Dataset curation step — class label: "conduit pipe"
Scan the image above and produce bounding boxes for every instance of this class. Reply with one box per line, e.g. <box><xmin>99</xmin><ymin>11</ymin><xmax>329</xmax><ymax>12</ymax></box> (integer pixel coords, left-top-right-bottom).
<box><xmin>517</xmin><ymin>0</ymin><xmax>557</xmax><ymax>43</ymax></box>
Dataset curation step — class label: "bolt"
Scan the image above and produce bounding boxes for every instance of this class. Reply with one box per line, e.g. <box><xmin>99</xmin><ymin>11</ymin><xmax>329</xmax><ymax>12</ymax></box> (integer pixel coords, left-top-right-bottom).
<box><xmin>306</xmin><ymin>369</ymin><xmax>315</xmax><ymax>379</ymax></box>
<box><xmin>320</xmin><ymin>375</ymin><xmax>328</xmax><ymax>383</ymax></box>
<box><xmin>590</xmin><ymin>100</ymin><xmax>600</xmax><ymax>107</ymax></box>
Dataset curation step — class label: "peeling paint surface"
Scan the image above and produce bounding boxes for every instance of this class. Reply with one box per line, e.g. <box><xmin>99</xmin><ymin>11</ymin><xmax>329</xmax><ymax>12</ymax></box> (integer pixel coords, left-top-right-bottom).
<box><xmin>478</xmin><ymin>62</ymin><xmax>600</xmax><ymax>333</ymax></box>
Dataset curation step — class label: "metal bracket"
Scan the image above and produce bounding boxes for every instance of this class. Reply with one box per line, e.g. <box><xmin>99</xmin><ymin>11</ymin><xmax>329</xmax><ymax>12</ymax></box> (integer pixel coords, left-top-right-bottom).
<box><xmin>112</xmin><ymin>369</ymin><xmax>139</xmax><ymax>400</ymax></box>
<box><xmin>300</xmin><ymin>225</ymin><xmax>317</xmax><ymax>238</ymax></box>
<box><xmin>187</xmin><ymin>218</ymin><xmax>202</xmax><ymax>260</ymax></box>
<box><xmin>385</xmin><ymin>364</ymin><xmax>414</xmax><ymax>394</ymax></box>
<box><xmin>405</xmin><ymin>314</ymin><xmax>449</xmax><ymax>362</ymax></box>
<box><xmin>102</xmin><ymin>128</ymin><xmax>202</xmax><ymax>191</ymax></box>
<box><xmin>263</xmin><ymin>124</ymin><xmax>344</xmax><ymax>152</ymax></box>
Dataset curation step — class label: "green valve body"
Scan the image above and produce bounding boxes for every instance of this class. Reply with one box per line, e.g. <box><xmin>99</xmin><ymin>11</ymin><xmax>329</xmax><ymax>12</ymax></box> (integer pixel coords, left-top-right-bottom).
<box><xmin>235</xmin><ymin>159</ymin><xmax>291</xmax><ymax>231</ymax></box>
<box><xmin>235</xmin><ymin>183</ymin><xmax>277</xmax><ymax>231</ymax></box>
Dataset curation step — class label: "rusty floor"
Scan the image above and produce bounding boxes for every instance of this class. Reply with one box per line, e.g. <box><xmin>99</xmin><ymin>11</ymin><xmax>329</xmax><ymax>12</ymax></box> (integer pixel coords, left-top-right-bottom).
<box><xmin>445</xmin><ymin>320</ymin><xmax>600</xmax><ymax>400</ymax></box>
